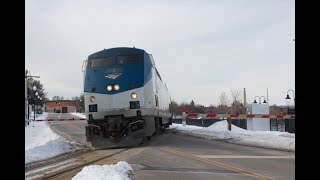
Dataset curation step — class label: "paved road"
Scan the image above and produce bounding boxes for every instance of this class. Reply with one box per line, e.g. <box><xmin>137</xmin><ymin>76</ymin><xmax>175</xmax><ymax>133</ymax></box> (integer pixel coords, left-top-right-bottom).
<box><xmin>47</xmin><ymin>119</ymin><xmax>295</xmax><ymax>179</ymax></box>
<box><xmin>47</xmin><ymin>112</ymin><xmax>85</xmax><ymax>121</ymax></box>
<box><xmin>48</xmin><ymin>113</ymin><xmax>89</xmax><ymax>147</ymax></box>
<box><xmin>128</xmin><ymin>133</ymin><xmax>294</xmax><ymax>180</ymax></box>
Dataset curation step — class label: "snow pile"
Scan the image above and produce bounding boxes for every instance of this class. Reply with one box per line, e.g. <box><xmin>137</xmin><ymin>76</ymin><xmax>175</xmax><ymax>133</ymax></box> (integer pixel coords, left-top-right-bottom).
<box><xmin>71</xmin><ymin>112</ymin><xmax>86</xmax><ymax>119</ymax></box>
<box><xmin>28</xmin><ymin>111</ymin><xmax>49</xmax><ymax>120</ymax></box>
<box><xmin>25</xmin><ymin>120</ymin><xmax>75</xmax><ymax>164</ymax></box>
<box><xmin>72</xmin><ymin>161</ymin><xmax>133</xmax><ymax>180</ymax></box>
<box><xmin>170</xmin><ymin>120</ymin><xmax>295</xmax><ymax>152</ymax></box>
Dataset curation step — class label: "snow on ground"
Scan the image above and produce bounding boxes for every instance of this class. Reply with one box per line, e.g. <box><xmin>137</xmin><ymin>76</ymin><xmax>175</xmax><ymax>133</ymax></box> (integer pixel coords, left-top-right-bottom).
<box><xmin>25</xmin><ymin>112</ymin><xmax>293</xmax><ymax>179</ymax></box>
<box><xmin>26</xmin><ymin>112</ymin><xmax>133</xmax><ymax>179</ymax></box>
<box><xmin>72</xmin><ymin>161</ymin><xmax>133</xmax><ymax>180</ymax></box>
<box><xmin>170</xmin><ymin>120</ymin><xmax>295</xmax><ymax>152</ymax></box>
<box><xmin>25</xmin><ymin>112</ymin><xmax>76</xmax><ymax>164</ymax></box>
<box><xmin>28</xmin><ymin>111</ymin><xmax>48</xmax><ymax>120</ymax></box>
<box><xmin>70</xmin><ymin>112</ymin><xmax>86</xmax><ymax>119</ymax></box>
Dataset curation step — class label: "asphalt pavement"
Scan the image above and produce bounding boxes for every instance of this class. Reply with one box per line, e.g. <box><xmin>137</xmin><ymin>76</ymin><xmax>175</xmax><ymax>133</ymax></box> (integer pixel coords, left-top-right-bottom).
<box><xmin>47</xmin><ymin>115</ymin><xmax>294</xmax><ymax>179</ymax></box>
<box><xmin>127</xmin><ymin>133</ymin><xmax>294</xmax><ymax>180</ymax></box>
<box><xmin>48</xmin><ymin>113</ymin><xmax>89</xmax><ymax>147</ymax></box>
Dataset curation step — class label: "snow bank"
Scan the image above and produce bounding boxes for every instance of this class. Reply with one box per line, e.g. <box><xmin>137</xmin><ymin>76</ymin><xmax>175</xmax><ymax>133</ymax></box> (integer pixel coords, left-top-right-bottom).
<box><xmin>170</xmin><ymin>120</ymin><xmax>295</xmax><ymax>152</ymax></box>
<box><xmin>72</xmin><ymin>161</ymin><xmax>133</xmax><ymax>180</ymax></box>
<box><xmin>25</xmin><ymin>121</ymin><xmax>75</xmax><ymax>164</ymax></box>
<box><xmin>28</xmin><ymin>112</ymin><xmax>49</xmax><ymax>120</ymax></box>
<box><xmin>70</xmin><ymin>112</ymin><xmax>86</xmax><ymax>119</ymax></box>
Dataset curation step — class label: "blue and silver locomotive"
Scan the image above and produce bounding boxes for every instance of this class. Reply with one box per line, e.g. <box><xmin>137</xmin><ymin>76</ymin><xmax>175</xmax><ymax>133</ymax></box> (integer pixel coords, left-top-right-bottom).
<box><xmin>83</xmin><ymin>47</ymin><xmax>172</xmax><ymax>147</ymax></box>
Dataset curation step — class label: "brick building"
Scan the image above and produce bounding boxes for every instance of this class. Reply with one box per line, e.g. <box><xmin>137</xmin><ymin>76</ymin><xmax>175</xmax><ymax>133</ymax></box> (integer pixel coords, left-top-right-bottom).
<box><xmin>44</xmin><ymin>100</ymin><xmax>77</xmax><ymax>113</ymax></box>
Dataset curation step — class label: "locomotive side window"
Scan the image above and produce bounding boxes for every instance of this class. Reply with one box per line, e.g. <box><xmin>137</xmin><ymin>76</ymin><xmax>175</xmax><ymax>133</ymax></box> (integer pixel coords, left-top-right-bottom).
<box><xmin>89</xmin><ymin>57</ymin><xmax>113</xmax><ymax>68</ymax></box>
<box><xmin>117</xmin><ymin>54</ymin><xmax>141</xmax><ymax>64</ymax></box>
<box><xmin>155</xmin><ymin>68</ymin><xmax>162</xmax><ymax>81</ymax></box>
<box><xmin>82</xmin><ymin>60</ymin><xmax>87</xmax><ymax>72</ymax></box>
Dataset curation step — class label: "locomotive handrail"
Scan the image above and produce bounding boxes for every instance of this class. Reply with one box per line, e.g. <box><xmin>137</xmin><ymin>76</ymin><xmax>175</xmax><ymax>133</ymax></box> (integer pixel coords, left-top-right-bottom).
<box><xmin>87</xmin><ymin>124</ymin><xmax>101</xmax><ymax>129</ymax></box>
<box><xmin>128</xmin><ymin>120</ymin><xmax>144</xmax><ymax>127</ymax></box>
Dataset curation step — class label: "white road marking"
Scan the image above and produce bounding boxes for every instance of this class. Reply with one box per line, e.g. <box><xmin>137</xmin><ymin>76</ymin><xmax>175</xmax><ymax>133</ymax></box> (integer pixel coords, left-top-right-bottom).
<box><xmin>195</xmin><ymin>155</ymin><xmax>295</xmax><ymax>159</ymax></box>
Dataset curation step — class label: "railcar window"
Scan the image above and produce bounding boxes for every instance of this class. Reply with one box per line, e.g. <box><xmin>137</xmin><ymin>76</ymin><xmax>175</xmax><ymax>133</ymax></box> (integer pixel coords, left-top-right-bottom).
<box><xmin>89</xmin><ymin>57</ymin><xmax>113</xmax><ymax>68</ymax></box>
<box><xmin>117</xmin><ymin>54</ymin><xmax>141</xmax><ymax>64</ymax></box>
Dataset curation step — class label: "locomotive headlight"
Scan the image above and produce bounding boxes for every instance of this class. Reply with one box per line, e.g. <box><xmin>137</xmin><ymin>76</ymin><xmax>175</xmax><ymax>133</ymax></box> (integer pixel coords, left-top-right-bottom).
<box><xmin>131</xmin><ymin>92</ymin><xmax>137</xmax><ymax>99</ymax></box>
<box><xmin>114</xmin><ymin>84</ymin><xmax>120</xmax><ymax>91</ymax></box>
<box><xmin>90</xmin><ymin>96</ymin><xmax>96</xmax><ymax>102</ymax></box>
<box><xmin>106</xmin><ymin>85</ymin><xmax>112</xmax><ymax>91</ymax></box>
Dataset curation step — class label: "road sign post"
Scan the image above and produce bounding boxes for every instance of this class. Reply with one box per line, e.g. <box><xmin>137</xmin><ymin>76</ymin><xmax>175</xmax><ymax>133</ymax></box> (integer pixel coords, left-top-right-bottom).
<box><xmin>227</xmin><ymin>118</ymin><xmax>232</xmax><ymax>131</ymax></box>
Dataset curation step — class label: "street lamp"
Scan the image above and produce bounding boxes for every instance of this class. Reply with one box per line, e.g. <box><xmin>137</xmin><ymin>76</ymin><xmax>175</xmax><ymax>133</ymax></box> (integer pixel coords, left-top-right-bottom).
<box><xmin>33</xmin><ymin>86</ymin><xmax>37</xmax><ymax>122</ymax></box>
<box><xmin>25</xmin><ymin>71</ymin><xmax>40</xmax><ymax>124</ymax></box>
<box><xmin>56</xmin><ymin>102</ymin><xmax>61</xmax><ymax>113</ymax></box>
<box><xmin>254</xmin><ymin>96</ymin><xmax>267</xmax><ymax>104</ymax></box>
<box><xmin>26</xmin><ymin>85</ymin><xmax>37</xmax><ymax>120</ymax></box>
<box><xmin>285</xmin><ymin>89</ymin><xmax>295</xmax><ymax>100</ymax></box>
<box><xmin>285</xmin><ymin>89</ymin><xmax>295</xmax><ymax>106</ymax></box>
<box><xmin>79</xmin><ymin>99</ymin><xmax>83</xmax><ymax>113</ymax></box>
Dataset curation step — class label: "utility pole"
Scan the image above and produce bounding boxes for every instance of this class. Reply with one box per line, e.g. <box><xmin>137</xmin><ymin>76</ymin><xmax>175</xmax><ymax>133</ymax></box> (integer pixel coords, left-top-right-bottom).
<box><xmin>243</xmin><ymin>88</ymin><xmax>247</xmax><ymax>106</ymax></box>
<box><xmin>267</xmin><ymin>88</ymin><xmax>269</xmax><ymax>104</ymax></box>
<box><xmin>25</xmin><ymin>70</ymin><xmax>40</xmax><ymax>126</ymax></box>
<box><xmin>227</xmin><ymin>108</ymin><xmax>231</xmax><ymax>131</ymax></box>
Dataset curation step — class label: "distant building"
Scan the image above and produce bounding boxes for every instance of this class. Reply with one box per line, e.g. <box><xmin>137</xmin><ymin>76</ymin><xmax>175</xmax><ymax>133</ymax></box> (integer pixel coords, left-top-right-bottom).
<box><xmin>269</xmin><ymin>105</ymin><xmax>295</xmax><ymax>115</ymax></box>
<box><xmin>44</xmin><ymin>100</ymin><xmax>77</xmax><ymax>113</ymax></box>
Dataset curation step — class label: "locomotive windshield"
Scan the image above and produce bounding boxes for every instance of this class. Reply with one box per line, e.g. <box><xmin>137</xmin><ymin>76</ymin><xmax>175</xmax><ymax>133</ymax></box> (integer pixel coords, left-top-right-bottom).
<box><xmin>117</xmin><ymin>54</ymin><xmax>142</xmax><ymax>65</ymax></box>
<box><xmin>89</xmin><ymin>57</ymin><xmax>113</xmax><ymax>68</ymax></box>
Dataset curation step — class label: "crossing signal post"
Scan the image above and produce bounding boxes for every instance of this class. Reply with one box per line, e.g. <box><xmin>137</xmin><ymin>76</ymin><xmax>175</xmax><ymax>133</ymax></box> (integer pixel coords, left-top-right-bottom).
<box><xmin>227</xmin><ymin>112</ymin><xmax>231</xmax><ymax>131</ymax></box>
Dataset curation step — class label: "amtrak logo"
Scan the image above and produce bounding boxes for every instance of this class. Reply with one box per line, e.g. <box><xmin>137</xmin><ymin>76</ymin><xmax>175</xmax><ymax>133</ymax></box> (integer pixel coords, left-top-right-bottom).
<box><xmin>105</xmin><ymin>73</ymin><xmax>122</xmax><ymax>79</ymax></box>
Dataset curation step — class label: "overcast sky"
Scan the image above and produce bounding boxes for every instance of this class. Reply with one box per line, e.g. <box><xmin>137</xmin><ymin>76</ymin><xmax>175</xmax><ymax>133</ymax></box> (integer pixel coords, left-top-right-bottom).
<box><xmin>26</xmin><ymin>0</ymin><xmax>295</xmax><ymax>106</ymax></box>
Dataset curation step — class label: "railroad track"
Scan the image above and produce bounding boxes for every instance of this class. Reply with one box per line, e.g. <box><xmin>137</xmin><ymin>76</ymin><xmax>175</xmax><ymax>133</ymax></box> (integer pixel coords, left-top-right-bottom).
<box><xmin>25</xmin><ymin>147</ymin><xmax>132</xmax><ymax>180</ymax></box>
<box><xmin>25</xmin><ymin>148</ymin><xmax>93</xmax><ymax>172</ymax></box>
<box><xmin>41</xmin><ymin>148</ymin><xmax>131</xmax><ymax>179</ymax></box>
<box><xmin>25</xmin><ymin>129</ymin><xmax>172</xmax><ymax>180</ymax></box>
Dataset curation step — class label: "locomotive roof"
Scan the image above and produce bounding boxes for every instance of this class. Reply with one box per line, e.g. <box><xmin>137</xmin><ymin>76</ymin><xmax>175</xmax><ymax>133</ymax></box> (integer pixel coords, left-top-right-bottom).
<box><xmin>88</xmin><ymin>47</ymin><xmax>146</xmax><ymax>59</ymax></box>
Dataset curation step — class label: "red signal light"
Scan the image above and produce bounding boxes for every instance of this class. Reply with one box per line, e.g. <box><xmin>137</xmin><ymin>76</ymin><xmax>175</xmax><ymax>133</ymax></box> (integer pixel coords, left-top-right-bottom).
<box><xmin>130</xmin><ymin>84</ymin><xmax>135</xmax><ymax>89</ymax></box>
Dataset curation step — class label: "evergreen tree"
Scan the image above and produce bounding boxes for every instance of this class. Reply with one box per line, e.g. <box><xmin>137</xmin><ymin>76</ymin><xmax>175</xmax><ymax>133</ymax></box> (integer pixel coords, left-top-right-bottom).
<box><xmin>27</xmin><ymin>79</ymin><xmax>47</xmax><ymax>107</ymax></box>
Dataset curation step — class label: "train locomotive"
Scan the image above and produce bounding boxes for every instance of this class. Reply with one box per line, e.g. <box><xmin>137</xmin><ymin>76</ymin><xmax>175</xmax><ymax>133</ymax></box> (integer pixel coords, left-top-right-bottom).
<box><xmin>82</xmin><ymin>47</ymin><xmax>173</xmax><ymax>148</ymax></box>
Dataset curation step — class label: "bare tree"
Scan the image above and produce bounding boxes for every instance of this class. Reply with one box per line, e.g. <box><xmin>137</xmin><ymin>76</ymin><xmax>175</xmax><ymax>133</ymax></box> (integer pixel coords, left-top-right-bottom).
<box><xmin>190</xmin><ymin>100</ymin><xmax>195</xmax><ymax>107</ymax></box>
<box><xmin>71</xmin><ymin>96</ymin><xmax>80</xmax><ymax>101</ymax></box>
<box><xmin>230</xmin><ymin>89</ymin><xmax>245</xmax><ymax>114</ymax></box>
<box><xmin>218</xmin><ymin>91</ymin><xmax>230</xmax><ymax>114</ymax></box>
<box><xmin>230</xmin><ymin>89</ymin><xmax>242</xmax><ymax>106</ymax></box>
<box><xmin>52</xmin><ymin>96</ymin><xmax>64</xmax><ymax>100</ymax></box>
<box><xmin>69</xmin><ymin>94</ymin><xmax>85</xmax><ymax>112</ymax></box>
<box><xmin>219</xmin><ymin>91</ymin><xmax>229</xmax><ymax>106</ymax></box>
